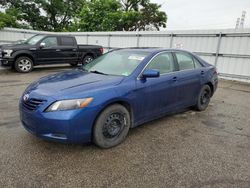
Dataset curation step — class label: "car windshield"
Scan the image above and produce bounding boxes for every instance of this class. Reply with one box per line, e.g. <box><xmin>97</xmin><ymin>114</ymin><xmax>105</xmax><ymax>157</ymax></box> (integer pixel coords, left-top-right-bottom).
<box><xmin>83</xmin><ymin>50</ymin><xmax>150</xmax><ymax>76</ymax></box>
<box><xmin>14</xmin><ymin>39</ymin><xmax>26</xmax><ymax>44</ymax></box>
<box><xmin>24</xmin><ymin>35</ymin><xmax>45</xmax><ymax>45</ymax></box>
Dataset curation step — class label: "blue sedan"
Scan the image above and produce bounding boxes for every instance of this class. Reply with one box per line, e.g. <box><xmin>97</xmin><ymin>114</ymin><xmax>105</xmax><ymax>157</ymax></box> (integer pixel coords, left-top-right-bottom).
<box><xmin>20</xmin><ymin>48</ymin><xmax>218</xmax><ymax>148</ymax></box>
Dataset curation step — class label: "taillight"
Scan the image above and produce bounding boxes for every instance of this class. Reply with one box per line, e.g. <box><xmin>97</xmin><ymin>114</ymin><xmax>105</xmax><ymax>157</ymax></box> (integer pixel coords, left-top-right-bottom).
<box><xmin>99</xmin><ymin>48</ymin><xmax>104</xmax><ymax>54</ymax></box>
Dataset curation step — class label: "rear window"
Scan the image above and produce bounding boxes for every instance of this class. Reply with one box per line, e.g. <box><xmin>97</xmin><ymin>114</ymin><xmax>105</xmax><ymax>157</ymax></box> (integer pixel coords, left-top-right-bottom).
<box><xmin>61</xmin><ymin>37</ymin><xmax>75</xmax><ymax>46</ymax></box>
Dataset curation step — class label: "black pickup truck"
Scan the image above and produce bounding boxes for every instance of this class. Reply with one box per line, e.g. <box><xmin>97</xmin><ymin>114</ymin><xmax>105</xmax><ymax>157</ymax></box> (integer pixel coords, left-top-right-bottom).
<box><xmin>0</xmin><ymin>34</ymin><xmax>103</xmax><ymax>73</ymax></box>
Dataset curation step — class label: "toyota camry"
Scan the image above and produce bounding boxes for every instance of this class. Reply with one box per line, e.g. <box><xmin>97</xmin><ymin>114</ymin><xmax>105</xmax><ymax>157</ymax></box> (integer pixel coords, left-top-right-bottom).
<box><xmin>19</xmin><ymin>48</ymin><xmax>218</xmax><ymax>148</ymax></box>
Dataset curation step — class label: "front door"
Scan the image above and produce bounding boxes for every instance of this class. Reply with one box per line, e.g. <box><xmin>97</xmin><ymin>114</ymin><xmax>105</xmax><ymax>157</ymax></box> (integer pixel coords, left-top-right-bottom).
<box><xmin>134</xmin><ymin>52</ymin><xmax>178</xmax><ymax>123</ymax></box>
<box><xmin>36</xmin><ymin>36</ymin><xmax>62</xmax><ymax>64</ymax></box>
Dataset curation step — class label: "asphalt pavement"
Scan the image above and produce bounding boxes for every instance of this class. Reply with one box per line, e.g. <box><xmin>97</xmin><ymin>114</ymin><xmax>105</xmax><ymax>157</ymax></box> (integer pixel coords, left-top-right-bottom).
<box><xmin>0</xmin><ymin>66</ymin><xmax>250</xmax><ymax>188</ymax></box>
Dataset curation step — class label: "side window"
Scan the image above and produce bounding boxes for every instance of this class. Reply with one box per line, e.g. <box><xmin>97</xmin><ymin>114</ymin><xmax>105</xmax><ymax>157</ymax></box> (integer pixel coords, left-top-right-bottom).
<box><xmin>175</xmin><ymin>52</ymin><xmax>195</xmax><ymax>70</ymax></box>
<box><xmin>61</xmin><ymin>37</ymin><xmax>75</xmax><ymax>46</ymax></box>
<box><xmin>146</xmin><ymin>53</ymin><xmax>175</xmax><ymax>74</ymax></box>
<box><xmin>41</xmin><ymin>37</ymin><xmax>58</xmax><ymax>48</ymax></box>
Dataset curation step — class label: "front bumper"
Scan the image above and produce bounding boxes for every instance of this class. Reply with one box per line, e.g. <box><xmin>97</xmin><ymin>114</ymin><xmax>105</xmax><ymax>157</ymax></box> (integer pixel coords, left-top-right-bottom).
<box><xmin>19</xmin><ymin>101</ymin><xmax>98</xmax><ymax>144</ymax></box>
<box><xmin>0</xmin><ymin>57</ymin><xmax>14</xmax><ymax>67</ymax></box>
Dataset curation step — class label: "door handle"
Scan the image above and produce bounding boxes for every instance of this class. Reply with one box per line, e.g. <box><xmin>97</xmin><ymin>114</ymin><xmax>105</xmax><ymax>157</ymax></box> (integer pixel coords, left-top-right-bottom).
<box><xmin>172</xmin><ymin>76</ymin><xmax>177</xmax><ymax>81</ymax></box>
<box><xmin>72</xmin><ymin>49</ymin><xmax>77</xmax><ymax>51</ymax></box>
<box><xmin>201</xmin><ymin>71</ymin><xmax>205</xmax><ymax>76</ymax></box>
<box><xmin>56</xmin><ymin>49</ymin><xmax>61</xmax><ymax>52</ymax></box>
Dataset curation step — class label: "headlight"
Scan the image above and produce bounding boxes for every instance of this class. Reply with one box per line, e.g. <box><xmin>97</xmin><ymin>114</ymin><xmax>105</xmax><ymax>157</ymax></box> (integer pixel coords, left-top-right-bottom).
<box><xmin>3</xmin><ymin>49</ymin><xmax>13</xmax><ymax>57</ymax></box>
<box><xmin>45</xmin><ymin>98</ymin><xmax>93</xmax><ymax>112</ymax></box>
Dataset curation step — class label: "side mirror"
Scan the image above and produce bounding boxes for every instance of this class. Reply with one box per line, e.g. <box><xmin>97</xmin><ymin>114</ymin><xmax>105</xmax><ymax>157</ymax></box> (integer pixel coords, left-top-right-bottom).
<box><xmin>40</xmin><ymin>42</ymin><xmax>45</xmax><ymax>48</ymax></box>
<box><xmin>142</xmin><ymin>69</ymin><xmax>160</xmax><ymax>79</ymax></box>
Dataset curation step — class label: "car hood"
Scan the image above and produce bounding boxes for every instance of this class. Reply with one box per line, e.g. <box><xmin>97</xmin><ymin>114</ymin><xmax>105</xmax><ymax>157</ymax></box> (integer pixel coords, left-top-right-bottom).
<box><xmin>25</xmin><ymin>69</ymin><xmax>124</xmax><ymax>98</ymax></box>
<box><xmin>1</xmin><ymin>43</ymin><xmax>35</xmax><ymax>50</ymax></box>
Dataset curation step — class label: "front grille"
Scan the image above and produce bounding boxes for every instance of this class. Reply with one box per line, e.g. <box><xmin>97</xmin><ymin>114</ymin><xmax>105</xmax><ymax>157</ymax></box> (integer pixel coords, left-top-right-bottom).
<box><xmin>22</xmin><ymin>98</ymin><xmax>46</xmax><ymax>111</ymax></box>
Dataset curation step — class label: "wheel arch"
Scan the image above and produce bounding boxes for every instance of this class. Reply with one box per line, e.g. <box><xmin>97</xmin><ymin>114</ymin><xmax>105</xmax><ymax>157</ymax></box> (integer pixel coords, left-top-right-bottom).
<box><xmin>14</xmin><ymin>53</ymin><xmax>35</xmax><ymax>66</ymax></box>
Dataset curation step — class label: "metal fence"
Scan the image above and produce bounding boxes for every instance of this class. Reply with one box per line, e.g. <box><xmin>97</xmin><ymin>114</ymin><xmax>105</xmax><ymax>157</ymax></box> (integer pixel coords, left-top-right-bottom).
<box><xmin>1</xmin><ymin>27</ymin><xmax>250</xmax><ymax>82</ymax></box>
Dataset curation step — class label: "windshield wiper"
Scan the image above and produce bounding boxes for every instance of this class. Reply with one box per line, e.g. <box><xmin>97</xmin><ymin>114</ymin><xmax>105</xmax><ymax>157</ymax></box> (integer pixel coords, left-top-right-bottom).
<box><xmin>89</xmin><ymin>70</ymin><xmax>108</xmax><ymax>75</ymax></box>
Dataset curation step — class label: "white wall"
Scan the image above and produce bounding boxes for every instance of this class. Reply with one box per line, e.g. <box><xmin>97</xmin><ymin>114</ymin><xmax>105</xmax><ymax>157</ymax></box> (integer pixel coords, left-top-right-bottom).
<box><xmin>1</xmin><ymin>27</ymin><xmax>250</xmax><ymax>82</ymax></box>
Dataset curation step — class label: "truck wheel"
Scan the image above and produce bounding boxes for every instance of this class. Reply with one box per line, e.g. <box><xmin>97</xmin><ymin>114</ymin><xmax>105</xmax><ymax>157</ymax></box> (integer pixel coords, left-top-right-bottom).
<box><xmin>69</xmin><ymin>62</ymin><xmax>78</xmax><ymax>67</ymax></box>
<box><xmin>14</xmin><ymin>56</ymin><xmax>33</xmax><ymax>73</ymax></box>
<box><xmin>195</xmin><ymin>85</ymin><xmax>211</xmax><ymax>111</ymax></box>
<box><xmin>93</xmin><ymin>104</ymin><xmax>130</xmax><ymax>149</ymax></box>
<box><xmin>82</xmin><ymin>55</ymin><xmax>93</xmax><ymax>65</ymax></box>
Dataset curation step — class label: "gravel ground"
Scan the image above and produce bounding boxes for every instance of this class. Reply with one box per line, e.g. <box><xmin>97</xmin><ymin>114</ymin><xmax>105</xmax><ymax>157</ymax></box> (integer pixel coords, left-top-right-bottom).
<box><xmin>0</xmin><ymin>66</ymin><xmax>250</xmax><ymax>188</ymax></box>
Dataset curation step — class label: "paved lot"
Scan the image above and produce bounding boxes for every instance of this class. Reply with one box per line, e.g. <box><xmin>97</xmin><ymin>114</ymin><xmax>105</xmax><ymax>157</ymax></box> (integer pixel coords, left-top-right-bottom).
<box><xmin>0</xmin><ymin>66</ymin><xmax>250</xmax><ymax>188</ymax></box>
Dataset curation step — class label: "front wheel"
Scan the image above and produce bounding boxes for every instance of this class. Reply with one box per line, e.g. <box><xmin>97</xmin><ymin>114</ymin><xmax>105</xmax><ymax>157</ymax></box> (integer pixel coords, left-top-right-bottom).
<box><xmin>14</xmin><ymin>56</ymin><xmax>33</xmax><ymax>73</ymax></box>
<box><xmin>93</xmin><ymin>104</ymin><xmax>131</xmax><ymax>148</ymax></box>
<box><xmin>195</xmin><ymin>85</ymin><xmax>212</xmax><ymax>111</ymax></box>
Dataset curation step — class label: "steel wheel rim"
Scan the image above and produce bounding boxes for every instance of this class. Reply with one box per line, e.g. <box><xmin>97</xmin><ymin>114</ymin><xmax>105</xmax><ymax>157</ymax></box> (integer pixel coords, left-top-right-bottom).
<box><xmin>102</xmin><ymin>113</ymin><xmax>126</xmax><ymax>139</ymax></box>
<box><xmin>18</xmin><ymin>59</ymin><xmax>31</xmax><ymax>71</ymax></box>
<box><xmin>200</xmin><ymin>89</ymin><xmax>210</xmax><ymax>105</ymax></box>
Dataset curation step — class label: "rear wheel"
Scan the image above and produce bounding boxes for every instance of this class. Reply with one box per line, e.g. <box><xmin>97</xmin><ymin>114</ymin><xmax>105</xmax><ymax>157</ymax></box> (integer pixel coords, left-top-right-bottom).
<box><xmin>14</xmin><ymin>56</ymin><xmax>33</xmax><ymax>73</ymax></box>
<box><xmin>82</xmin><ymin>55</ymin><xmax>93</xmax><ymax>66</ymax></box>
<box><xmin>195</xmin><ymin>85</ymin><xmax>212</xmax><ymax>111</ymax></box>
<box><xmin>93</xmin><ymin>104</ymin><xmax>130</xmax><ymax>148</ymax></box>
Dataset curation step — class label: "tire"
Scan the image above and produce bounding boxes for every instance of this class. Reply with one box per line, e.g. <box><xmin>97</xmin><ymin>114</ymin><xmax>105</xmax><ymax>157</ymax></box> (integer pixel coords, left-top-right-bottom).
<box><xmin>195</xmin><ymin>85</ymin><xmax>212</xmax><ymax>111</ymax></box>
<box><xmin>93</xmin><ymin>104</ymin><xmax>131</xmax><ymax>149</ymax></box>
<box><xmin>14</xmin><ymin>56</ymin><xmax>33</xmax><ymax>73</ymax></box>
<box><xmin>82</xmin><ymin>55</ymin><xmax>93</xmax><ymax>65</ymax></box>
<box><xmin>69</xmin><ymin>62</ymin><xmax>79</xmax><ymax>67</ymax></box>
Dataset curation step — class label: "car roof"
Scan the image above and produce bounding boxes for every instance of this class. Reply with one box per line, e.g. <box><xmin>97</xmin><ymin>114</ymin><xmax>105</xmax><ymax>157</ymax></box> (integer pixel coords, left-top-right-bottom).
<box><xmin>34</xmin><ymin>34</ymin><xmax>74</xmax><ymax>37</ymax></box>
<box><xmin>116</xmin><ymin>48</ymin><xmax>191</xmax><ymax>54</ymax></box>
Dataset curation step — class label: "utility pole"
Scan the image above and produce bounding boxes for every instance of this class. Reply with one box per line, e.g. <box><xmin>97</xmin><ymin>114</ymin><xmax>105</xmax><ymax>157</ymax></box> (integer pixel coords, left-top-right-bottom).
<box><xmin>239</xmin><ymin>11</ymin><xmax>246</xmax><ymax>29</ymax></box>
<box><xmin>235</xmin><ymin>18</ymin><xmax>240</xmax><ymax>29</ymax></box>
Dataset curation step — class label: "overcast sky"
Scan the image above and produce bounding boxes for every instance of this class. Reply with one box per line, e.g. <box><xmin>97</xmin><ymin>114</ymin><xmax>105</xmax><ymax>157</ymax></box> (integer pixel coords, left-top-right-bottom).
<box><xmin>152</xmin><ymin>0</ymin><xmax>250</xmax><ymax>30</ymax></box>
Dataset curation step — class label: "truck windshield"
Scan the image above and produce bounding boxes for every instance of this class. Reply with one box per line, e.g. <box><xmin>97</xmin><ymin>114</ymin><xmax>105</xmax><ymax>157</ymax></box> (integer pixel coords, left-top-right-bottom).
<box><xmin>24</xmin><ymin>35</ymin><xmax>45</xmax><ymax>45</ymax></box>
<box><xmin>83</xmin><ymin>50</ymin><xmax>150</xmax><ymax>76</ymax></box>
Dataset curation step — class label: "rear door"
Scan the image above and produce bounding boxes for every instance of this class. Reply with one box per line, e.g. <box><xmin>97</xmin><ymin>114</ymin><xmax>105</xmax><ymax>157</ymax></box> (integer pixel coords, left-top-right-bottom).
<box><xmin>173</xmin><ymin>52</ymin><xmax>203</xmax><ymax>107</ymax></box>
<box><xmin>135</xmin><ymin>52</ymin><xmax>179</xmax><ymax>123</ymax></box>
<box><xmin>36</xmin><ymin>36</ymin><xmax>62</xmax><ymax>64</ymax></box>
<box><xmin>57</xmin><ymin>36</ymin><xmax>78</xmax><ymax>63</ymax></box>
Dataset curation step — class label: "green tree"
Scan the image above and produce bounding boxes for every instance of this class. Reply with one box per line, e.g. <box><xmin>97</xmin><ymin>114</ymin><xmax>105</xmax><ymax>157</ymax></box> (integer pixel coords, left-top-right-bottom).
<box><xmin>77</xmin><ymin>0</ymin><xmax>123</xmax><ymax>31</ymax></box>
<box><xmin>120</xmin><ymin>0</ymin><xmax>148</xmax><ymax>11</ymax></box>
<box><xmin>139</xmin><ymin>2</ymin><xmax>167</xmax><ymax>31</ymax></box>
<box><xmin>77</xmin><ymin>0</ymin><xmax>167</xmax><ymax>31</ymax></box>
<box><xmin>1</xmin><ymin>0</ymin><xmax>85</xmax><ymax>31</ymax></box>
<box><xmin>121</xmin><ymin>10</ymin><xmax>141</xmax><ymax>31</ymax></box>
<box><xmin>120</xmin><ymin>0</ymin><xmax>167</xmax><ymax>31</ymax></box>
<box><xmin>0</xmin><ymin>8</ymin><xmax>22</xmax><ymax>29</ymax></box>
<box><xmin>0</xmin><ymin>0</ymin><xmax>167</xmax><ymax>31</ymax></box>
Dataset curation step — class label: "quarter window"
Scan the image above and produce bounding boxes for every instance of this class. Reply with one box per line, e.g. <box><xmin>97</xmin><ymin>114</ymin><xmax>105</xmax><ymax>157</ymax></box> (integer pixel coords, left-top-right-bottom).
<box><xmin>175</xmin><ymin>52</ymin><xmax>195</xmax><ymax>70</ymax></box>
<box><xmin>41</xmin><ymin>37</ymin><xmax>58</xmax><ymax>48</ymax></box>
<box><xmin>146</xmin><ymin>53</ymin><xmax>175</xmax><ymax>74</ymax></box>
